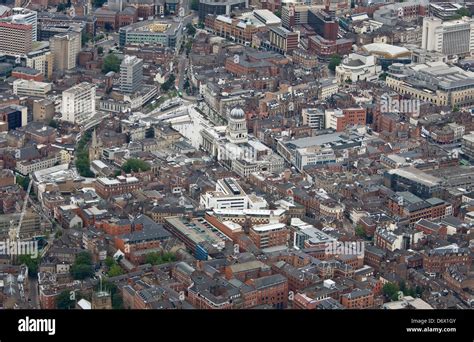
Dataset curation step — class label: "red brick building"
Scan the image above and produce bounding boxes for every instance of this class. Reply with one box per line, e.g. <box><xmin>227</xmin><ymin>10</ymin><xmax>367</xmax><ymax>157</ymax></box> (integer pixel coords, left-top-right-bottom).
<box><xmin>308</xmin><ymin>35</ymin><xmax>353</xmax><ymax>58</ymax></box>
<box><xmin>0</xmin><ymin>169</ymin><xmax>15</xmax><ymax>187</ymax></box>
<box><xmin>388</xmin><ymin>193</ymin><xmax>451</xmax><ymax>225</ymax></box>
<box><xmin>39</xmin><ymin>289</ymin><xmax>56</xmax><ymax>309</ymax></box>
<box><xmin>244</xmin><ymin>274</ymin><xmax>289</xmax><ymax>309</ymax></box>
<box><xmin>117</xmin><ymin>7</ymin><xmax>138</xmax><ymax>28</ymax></box>
<box><xmin>340</xmin><ymin>288</ymin><xmax>374</xmax><ymax>309</ymax></box>
<box><xmin>414</xmin><ymin>219</ymin><xmax>447</xmax><ymax>238</ymax></box>
<box><xmin>363</xmin><ymin>245</ymin><xmax>386</xmax><ymax>271</ymax></box>
<box><xmin>95</xmin><ymin>175</ymin><xmax>142</xmax><ymax>199</ymax></box>
<box><xmin>271</xmin><ymin>261</ymin><xmax>317</xmax><ymax>292</ymax></box>
<box><xmin>204</xmin><ymin>212</ymin><xmax>243</xmax><ymax>242</ymax></box>
<box><xmin>94</xmin><ymin>8</ymin><xmax>117</xmax><ymax>30</ymax></box>
<box><xmin>205</xmin><ymin>14</ymin><xmax>263</xmax><ymax>44</ymax></box>
<box><xmin>421</xmin><ymin>247</ymin><xmax>470</xmax><ymax>274</ymax></box>
<box><xmin>249</xmin><ymin>223</ymin><xmax>289</xmax><ymax>249</ymax></box>
<box><xmin>95</xmin><ymin>218</ymin><xmax>143</xmax><ymax>236</ymax></box>
<box><xmin>224</xmin><ymin>260</ymin><xmax>270</xmax><ymax>282</ymax></box>
<box><xmin>342</xmin><ymin>107</ymin><xmax>367</xmax><ymax>129</ymax></box>
<box><xmin>136</xmin><ymin>5</ymin><xmax>155</xmax><ymax>18</ymax></box>
<box><xmin>12</xmin><ymin>67</ymin><xmax>43</xmax><ymax>81</ymax></box>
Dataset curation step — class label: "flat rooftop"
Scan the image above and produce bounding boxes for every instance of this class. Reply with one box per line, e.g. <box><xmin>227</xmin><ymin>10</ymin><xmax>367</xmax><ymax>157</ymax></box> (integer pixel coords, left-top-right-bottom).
<box><xmin>120</xmin><ymin>19</ymin><xmax>180</xmax><ymax>34</ymax></box>
<box><xmin>387</xmin><ymin>167</ymin><xmax>441</xmax><ymax>187</ymax></box>
<box><xmin>211</xmin><ymin>208</ymin><xmax>286</xmax><ymax>216</ymax></box>
<box><xmin>165</xmin><ymin>217</ymin><xmax>228</xmax><ymax>247</ymax></box>
<box><xmin>252</xmin><ymin>223</ymin><xmax>286</xmax><ymax>232</ymax></box>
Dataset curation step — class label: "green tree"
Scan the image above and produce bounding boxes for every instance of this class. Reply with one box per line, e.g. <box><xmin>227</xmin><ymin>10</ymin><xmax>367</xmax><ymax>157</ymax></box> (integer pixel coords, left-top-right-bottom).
<box><xmin>75</xmin><ymin>130</ymin><xmax>94</xmax><ymax>177</ymax></box>
<box><xmin>108</xmin><ymin>264</ymin><xmax>123</xmax><ymax>277</ymax></box>
<box><xmin>456</xmin><ymin>7</ymin><xmax>471</xmax><ymax>18</ymax></box>
<box><xmin>399</xmin><ymin>280</ymin><xmax>407</xmax><ymax>294</ymax></box>
<box><xmin>18</xmin><ymin>254</ymin><xmax>39</xmax><ymax>277</ymax></box>
<box><xmin>102</xmin><ymin>53</ymin><xmax>121</xmax><ymax>74</ymax></box>
<box><xmin>415</xmin><ymin>286</ymin><xmax>423</xmax><ymax>297</ymax></box>
<box><xmin>104</xmin><ymin>256</ymin><xmax>115</xmax><ymax>268</ymax></box>
<box><xmin>355</xmin><ymin>225</ymin><xmax>366</xmax><ymax>238</ymax></box>
<box><xmin>185</xmin><ymin>40</ymin><xmax>193</xmax><ymax>55</ymax></box>
<box><xmin>183</xmin><ymin>79</ymin><xmax>190</xmax><ymax>90</ymax></box>
<box><xmin>161</xmin><ymin>74</ymin><xmax>176</xmax><ymax>92</ymax></box>
<box><xmin>76</xmin><ymin>252</ymin><xmax>92</xmax><ymax>265</ymax></box>
<box><xmin>191</xmin><ymin>0</ymin><xmax>199</xmax><ymax>11</ymax></box>
<box><xmin>379</xmin><ymin>72</ymin><xmax>387</xmax><ymax>81</ymax></box>
<box><xmin>16</xmin><ymin>175</ymin><xmax>30</xmax><ymax>191</ymax></box>
<box><xmin>145</xmin><ymin>252</ymin><xmax>176</xmax><ymax>265</ymax></box>
<box><xmin>71</xmin><ymin>263</ymin><xmax>93</xmax><ymax>280</ymax></box>
<box><xmin>162</xmin><ymin>252</ymin><xmax>176</xmax><ymax>262</ymax></box>
<box><xmin>382</xmin><ymin>282</ymin><xmax>400</xmax><ymax>300</ymax></box>
<box><xmin>82</xmin><ymin>32</ymin><xmax>92</xmax><ymax>47</ymax></box>
<box><xmin>56</xmin><ymin>290</ymin><xmax>75</xmax><ymax>309</ymax></box>
<box><xmin>122</xmin><ymin>159</ymin><xmax>151</xmax><ymax>173</ymax></box>
<box><xmin>71</xmin><ymin>251</ymin><xmax>94</xmax><ymax>280</ymax></box>
<box><xmin>391</xmin><ymin>292</ymin><xmax>401</xmax><ymax>301</ymax></box>
<box><xmin>93</xmin><ymin>0</ymin><xmax>107</xmax><ymax>8</ymax></box>
<box><xmin>328</xmin><ymin>54</ymin><xmax>342</xmax><ymax>72</ymax></box>
<box><xmin>186</xmin><ymin>23</ymin><xmax>196</xmax><ymax>36</ymax></box>
<box><xmin>275</xmin><ymin>10</ymin><xmax>281</xmax><ymax>18</ymax></box>
<box><xmin>48</xmin><ymin>119</ymin><xmax>59</xmax><ymax>129</ymax></box>
<box><xmin>145</xmin><ymin>252</ymin><xmax>162</xmax><ymax>265</ymax></box>
<box><xmin>97</xmin><ymin>46</ymin><xmax>104</xmax><ymax>55</ymax></box>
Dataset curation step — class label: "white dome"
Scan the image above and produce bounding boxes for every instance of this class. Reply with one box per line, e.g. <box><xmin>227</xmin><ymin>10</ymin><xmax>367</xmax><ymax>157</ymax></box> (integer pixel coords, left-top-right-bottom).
<box><xmin>230</xmin><ymin>107</ymin><xmax>245</xmax><ymax>119</ymax></box>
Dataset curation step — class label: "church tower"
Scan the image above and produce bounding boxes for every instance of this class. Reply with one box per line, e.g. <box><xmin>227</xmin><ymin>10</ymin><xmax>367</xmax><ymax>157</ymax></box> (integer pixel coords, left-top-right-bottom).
<box><xmin>89</xmin><ymin>129</ymin><xmax>101</xmax><ymax>161</ymax></box>
<box><xmin>226</xmin><ymin>107</ymin><xmax>248</xmax><ymax>144</ymax></box>
<box><xmin>92</xmin><ymin>277</ymin><xmax>112</xmax><ymax>309</ymax></box>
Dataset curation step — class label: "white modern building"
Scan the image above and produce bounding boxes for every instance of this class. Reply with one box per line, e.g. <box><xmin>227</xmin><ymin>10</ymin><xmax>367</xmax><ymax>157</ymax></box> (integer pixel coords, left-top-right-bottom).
<box><xmin>325</xmin><ymin>108</ymin><xmax>343</xmax><ymax>130</ymax></box>
<box><xmin>200</xmin><ymin>178</ymin><xmax>249</xmax><ymax>210</ymax></box>
<box><xmin>13</xmin><ymin>79</ymin><xmax>52</xmax><ymax>97</ymax></box>
<box><xmin>319</xmin><ymin>78</ymin><xmax>338</xmax><ymax>100</ymax></box>
<box><xmin>295</xmin><ymin>146</ymin><xmax>336</xmax><ymax>171</ymax></box>
<box><xmin>335</xmin><ymin>53</ymin><xmax>381</xmax><ymax>84</ymax></box>
<box><xmin>290</xmin><ymin>217</ymin><xmax>337</xmax><ymax>249</ymax></box>
<box><xmin>16</xmin><ymin>155</ymin><xmax>60</xmax><ymax>175</ymax></box>
<box><xmin>200</xmin><ymin>177</ymin><xmax>267</xmax><ymax>210</ymax></box>
<box><xmin>11</xmin><ymin>7</ymin><xmax>37</xmax><ymax>41</ymax></box>
<box><xmin>61</xmin><ymin>82</ymin><xmax>96</xmax><ymax>124</ymax></box>
<box><xmin>361</xmin><ymin>43</ymin><xmax>411</xmax><ymax>59</ymax></box>
<box><xmin>422</xmin><ymin>16</ymin><xmax>474</xmax><ymax>56</ymax></box>
<box><xmin>462</xmin><ymin>132</ymin><xmax>474</xmax><ymax>159</ymax></box>
<box><xmin>120</xmin><ymin>55</ymin><xmax>143</xmax><ymax>94</ymax></box>
<box><xmin>302</xmin><ymin>108</ymin><xmax>325</xmax><ymax>129</ymax></box>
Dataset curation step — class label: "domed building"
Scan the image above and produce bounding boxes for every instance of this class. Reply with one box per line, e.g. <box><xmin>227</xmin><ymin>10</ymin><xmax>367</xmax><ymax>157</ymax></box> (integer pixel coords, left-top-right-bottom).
<box><xmin>226</xmin><ymin>107</ymin><xmax>248</xmax><ymax>144</ymax></box>
<box><xmin>199</xmin><ymin>105</ymin><xmax>284</xmax><ymax>177</ymax></box>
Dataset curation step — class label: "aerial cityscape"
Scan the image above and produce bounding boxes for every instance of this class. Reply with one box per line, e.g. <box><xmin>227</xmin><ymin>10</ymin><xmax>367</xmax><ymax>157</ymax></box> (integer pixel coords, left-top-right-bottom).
<box><xmin>0</xmin><ymin>0</ymin><xmax>473</xmax><ymax>315</ymax></box>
